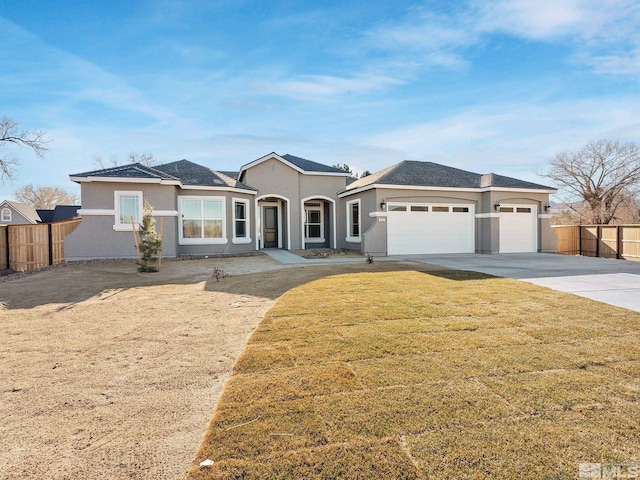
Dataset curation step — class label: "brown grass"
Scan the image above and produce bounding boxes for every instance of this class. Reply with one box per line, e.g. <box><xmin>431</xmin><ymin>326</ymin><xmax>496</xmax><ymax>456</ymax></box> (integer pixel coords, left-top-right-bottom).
<box><xmin>188</xmin><ymin>269</ymin><xmax>640</xmax><ymax>479</ymax></box>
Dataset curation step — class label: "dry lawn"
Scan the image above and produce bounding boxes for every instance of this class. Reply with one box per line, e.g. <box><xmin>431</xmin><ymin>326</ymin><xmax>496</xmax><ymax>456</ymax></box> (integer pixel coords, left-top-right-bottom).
<box><xmin>0</xmin><ymin>256</ymin><xmax>416</xmax><ymax>480</ymax></box>
<box><xmin>189</xmin><ymin>269</ymin><xmax>640</xmax><ymax>479</ymax></box>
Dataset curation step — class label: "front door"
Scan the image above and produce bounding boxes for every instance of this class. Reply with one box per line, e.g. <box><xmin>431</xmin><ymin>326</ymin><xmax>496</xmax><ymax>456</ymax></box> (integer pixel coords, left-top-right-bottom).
<box><xmin>263</xmin><ymin>206</ymin><xmax>278</xmax><ymax>248</ymax></box>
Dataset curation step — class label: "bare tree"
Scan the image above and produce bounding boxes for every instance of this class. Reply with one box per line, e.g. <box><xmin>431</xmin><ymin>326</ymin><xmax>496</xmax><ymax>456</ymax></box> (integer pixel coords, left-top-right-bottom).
<box><xmin>545</xmin><ymin>140</ymin><xmax>640</xmax><ymax>224</ymax></box>
<box><xmin>0</xmin><ymin>116</ymin><xmax>49</xmax><ymax>181</ymax></box>
<box><xmin>93</xmin><ymin>152</ymin><xmax>158</xmax><ymax>169</ymax></box>
<box><xmin>14</xmin><ymin>184</ymin><xmax>78</xmax><ymax>209</ymax></box>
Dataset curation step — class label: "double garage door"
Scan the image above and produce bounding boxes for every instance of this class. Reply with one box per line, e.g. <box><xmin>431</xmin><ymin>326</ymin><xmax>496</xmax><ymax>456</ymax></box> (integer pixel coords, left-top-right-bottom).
<box><xmin>387</xmin><ymin>203</ymin><xmax>475</xmax><ymax>255</ymax></box>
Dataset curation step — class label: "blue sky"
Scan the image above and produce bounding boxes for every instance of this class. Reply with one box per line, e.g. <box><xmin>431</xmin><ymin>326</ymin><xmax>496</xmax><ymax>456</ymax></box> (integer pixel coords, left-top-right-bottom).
<box><xmin>2</xmin><ymin>0</ymin><xmax>640</xmax><ymax>201</ymax></box>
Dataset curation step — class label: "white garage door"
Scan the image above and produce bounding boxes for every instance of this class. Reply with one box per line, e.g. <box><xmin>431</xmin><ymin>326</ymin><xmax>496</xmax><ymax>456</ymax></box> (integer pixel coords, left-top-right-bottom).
<box><xmin>499</xmin><ymin>205</ymin><xmax>537</xmax><ymax>253</ymax></box>
<box><xmin>387</xmin><ymin>203</ymin><xmax>475</xmax><ymax>255</ymax></box>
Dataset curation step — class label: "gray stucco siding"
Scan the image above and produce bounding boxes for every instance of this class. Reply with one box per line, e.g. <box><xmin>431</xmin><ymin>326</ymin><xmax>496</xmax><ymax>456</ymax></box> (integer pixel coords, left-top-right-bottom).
<box><xmin>341</xmin><ymin>187</ymin><xmax>555</xmax><ymax>255</ymax></box>
<box><xmin>65</xmin><ymin>215</ymin><xmax>176</xmax><ymax>260</ymax></box>
<box><xmin>80</xmin><ymin>182</ymin><xmax>177</xmax><ymax>211</ymax></box>
<box><xmin>242</xmin><ymin>157</ymin><xmax>345</xmax><ymax>250</ymax></box>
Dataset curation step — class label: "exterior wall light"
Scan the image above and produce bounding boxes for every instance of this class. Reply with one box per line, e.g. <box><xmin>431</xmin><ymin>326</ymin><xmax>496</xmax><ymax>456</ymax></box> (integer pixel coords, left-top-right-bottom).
<box><xmin>544</xmin><ymin>203</ymin><xmax>551</xmax><ymax>212</ymax></box>
<box><xmin>494</xmin><ymin>202</ymin><xmax>501</xmax><ymax>211</ymax></box>
<box><xmin>380</xmin><ymin>199</ymin><xmax>386</xmax><ymax>210</ymax></box>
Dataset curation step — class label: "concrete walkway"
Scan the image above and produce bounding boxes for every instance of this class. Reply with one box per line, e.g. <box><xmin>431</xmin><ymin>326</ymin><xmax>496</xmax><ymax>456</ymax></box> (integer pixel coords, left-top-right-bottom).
<box><xmin>400</xmin><ymin>253</ymin><xmax>640</xmax><ymax>313</ymax></box>
<box><xmin>262</xmin><ymin>249</ymin><xmax>371</xmax><ymax>265</ymax></box>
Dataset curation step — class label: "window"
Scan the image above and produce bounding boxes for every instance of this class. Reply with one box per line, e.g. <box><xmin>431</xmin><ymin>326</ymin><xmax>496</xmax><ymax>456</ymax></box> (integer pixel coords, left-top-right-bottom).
<box><xmin>304</xmin><ymin>203</ymin><xmax>324</xmax><ymax>242</ymax></box>
<box><xmin>517</xmin><ymin>207</ymin><xmax>532</xmax><ymax>213</ymax></box>
<box><xmin>232</xmin><ymin>198</ymin><xmax>251</xmax><ymax>244</ymax></box>
<box><xmin>432</xmin><ymin>206</ymin><xmax>449</xmax><ymax>212</ymax></box>
<box><xmin>346</xmin><ymin>199</ymin><xmax>361</xmax><ymax>242</ymax></box>
<box><xmin>452</xmin><ymin>207</ymin><xmax>469</xmax><ymax>213</ymax></box>
<box><xmin>388</xmin><ymin>205</ymin><xmax>406</xmax><ymax>211</ymax></box>
<box><xmin>179</xmin><ymin>196</ymin><xmax>226</xmax><ymax>244</ymax></box>
<box><xmin>114</xmin><ymin>191</ymin><xmax>142</xmax><ymax>230</ymax></box>
<box><xmin>1</xmin><ymin>208</ymin><xmax>11</xmax><ymax>222</ymax></box>
<box><xmin>411</xmin><ymin>206</ymin><xmax>429</xmax><ymax>212</ymax></box>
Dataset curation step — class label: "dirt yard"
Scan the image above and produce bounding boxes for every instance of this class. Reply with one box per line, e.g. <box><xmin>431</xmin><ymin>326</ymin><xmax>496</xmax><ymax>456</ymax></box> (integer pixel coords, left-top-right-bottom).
<box><xmin>0</xmin><ymin>256</ymin><xmax>412</xmax><ymax>480</ymax></box>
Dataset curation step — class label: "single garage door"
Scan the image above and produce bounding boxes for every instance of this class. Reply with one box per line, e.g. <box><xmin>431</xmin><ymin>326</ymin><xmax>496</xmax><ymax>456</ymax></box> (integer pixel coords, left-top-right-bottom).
<box><xmin>499</xmin><ymin>205</ymin><xmax>537</xmax><ymax>253</ymax></box>
<box><xmin>387</xmin><ymin>203</ymin><xmax>475</xmax><ymax>255</ymax></box>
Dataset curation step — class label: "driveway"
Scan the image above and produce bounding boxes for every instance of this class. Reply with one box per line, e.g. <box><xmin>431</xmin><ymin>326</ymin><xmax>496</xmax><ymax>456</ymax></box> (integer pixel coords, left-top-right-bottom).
<box><xmin>401</xmin><ymin>253</ymin><xmax>640</xmax><ymax>313</ymax></box>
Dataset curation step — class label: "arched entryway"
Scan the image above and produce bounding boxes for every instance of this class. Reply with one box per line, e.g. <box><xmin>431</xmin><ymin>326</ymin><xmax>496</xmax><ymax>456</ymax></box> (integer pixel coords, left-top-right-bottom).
<box><xmin>300</xmin><ymin>195</ymin><xmax>336</xmax><ymax>250</ymax></box>
<box><xmin>255</xmin><ymin>195</ymin><xmax>291</xmax><ymax>250</ymax></box>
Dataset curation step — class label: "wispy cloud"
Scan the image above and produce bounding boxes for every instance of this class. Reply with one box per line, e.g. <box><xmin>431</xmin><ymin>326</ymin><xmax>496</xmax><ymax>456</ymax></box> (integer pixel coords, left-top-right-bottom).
<box><xmin>361</xmin><ymin>5</ymin><xmax>476</xmax><ymax>72</ymax></box>
<box><xmin>354</xmin><ymin>1</ymin><xmax>640</xmax><ymax>78</ymax></box>
<box><xmin>255</xmin><ymin>74</ymin><xmax>405</xmax><ymax>101</ymax></box>
<box><xmin>475</xmin><ymin>0</ymin><xmax>640</xmax><ymax>41</ymax></box>
<box><xmin>583</xmin><ymin>48</ymin><xmax>640</xmax><ymax>75</ymax></box>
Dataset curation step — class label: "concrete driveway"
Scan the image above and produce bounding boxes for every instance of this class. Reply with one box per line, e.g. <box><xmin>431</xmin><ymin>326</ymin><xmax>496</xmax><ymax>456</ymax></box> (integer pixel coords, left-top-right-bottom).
<box><xmin>401</xmin><ymin>253</ymin><xmax>640</xmax><ymax>313</ymax></box>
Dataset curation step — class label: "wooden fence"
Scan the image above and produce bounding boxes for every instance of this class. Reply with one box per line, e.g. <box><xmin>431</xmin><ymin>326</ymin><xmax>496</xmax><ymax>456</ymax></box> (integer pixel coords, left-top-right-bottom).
<box><xmin>553</xmin><ymin>225</ymin><xmax>640</xmax><ymax>261</ymax></box>
<box><xmin>0</xmin><ymin>219</ymin><xmax>81</xmax><ymax>272</ymax></box>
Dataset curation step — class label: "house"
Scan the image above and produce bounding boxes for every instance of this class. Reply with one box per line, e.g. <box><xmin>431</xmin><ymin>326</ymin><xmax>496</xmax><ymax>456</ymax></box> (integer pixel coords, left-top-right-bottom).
<box><xmin>64</xmin><ymin>153</ymin><xmax>556</xmax><ymax>260</ymax></box>
<box><xmin>0</xmin><ymin>200</ymin><xmax>41</xmax><ymax>225</ymax></box>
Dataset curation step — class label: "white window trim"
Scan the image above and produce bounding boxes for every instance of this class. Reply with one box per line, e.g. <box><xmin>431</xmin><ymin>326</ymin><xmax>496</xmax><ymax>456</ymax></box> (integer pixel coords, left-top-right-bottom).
<box><xmin>178</xmin><ymin>195</ymin><xmax>228</xmax><ymax>245</ymax></box>
<box><xmin>304</xmin><ymin>203</ymin><xmax>325</xmax><ymax>243</ymax></box>
<box><xmin>1</xmin><ymin>208</ymin><xmax>11</xmax><ymax>222</ymax></box>
<box><xmin>346</xmin><ymin>199</ymin><xmax>361</xmax><ymax>243</ymax></box>
<box><xmin>232</xmin><ymin>197</ymin><xmax>252</xmax><ymax>244</ymax></box>
<box><xmin>114</xmin><ymin>191</ymin><xmax>143</xmax><ymax>231</ymax></box>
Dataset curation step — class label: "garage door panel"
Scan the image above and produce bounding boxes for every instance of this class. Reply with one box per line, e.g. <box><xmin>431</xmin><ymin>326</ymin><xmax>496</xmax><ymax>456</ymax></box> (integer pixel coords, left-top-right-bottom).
<box><xmin>387</xmin><ymin>205</ymin><xmax>475</xmax><ymax>255</ymax></box>
<box><xmin>499</xmin><ymin>205</ymin><xmax>537</xmax><ymax>253</ymax></box>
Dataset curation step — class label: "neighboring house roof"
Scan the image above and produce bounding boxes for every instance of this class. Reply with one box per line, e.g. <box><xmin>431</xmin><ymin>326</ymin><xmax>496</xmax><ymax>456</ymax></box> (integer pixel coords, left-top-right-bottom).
<box><xmin>342</xmin><ymin>161</ymin><xmax>555</xmax><ymax>194</ymax></box>
<box><xmin>35</xmin><ymin>209</ymin><xmax>54</xmax><ymax>223</ymax></box>
<box><xmin>36</xmin><ymin>205</ymin><xmax>80</xmax><ymax>223</ymax></box>
<box><xmin>238</xmin><ymin>152</ymin><xmax>350</xmax><ymax>178</ymax></box>
<box><xmin>70</xmin><ymin>160</ymin><xmax>255</xmax><ymax>191</ymax></box>
<box><xmin>0</xmin><ymin>200</ymin><xmax>41</xmax><ymax>224</ymax></box>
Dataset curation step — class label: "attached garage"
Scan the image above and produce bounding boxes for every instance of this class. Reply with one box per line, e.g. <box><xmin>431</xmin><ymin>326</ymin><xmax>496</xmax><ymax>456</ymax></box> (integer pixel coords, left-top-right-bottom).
<box><xmin>387</xmin><ymin>203</ymin><xmax>475</xmax><ymax>255</ymax></box>
<box><xmin>499</xmin><ymin>205</ymin><xmax>537</xmax><ymax>253</ymax></box>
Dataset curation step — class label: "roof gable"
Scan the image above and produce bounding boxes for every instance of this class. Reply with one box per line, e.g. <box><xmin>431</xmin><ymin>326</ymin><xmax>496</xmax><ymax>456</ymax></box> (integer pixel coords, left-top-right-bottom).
<box><xmin>0</xmin><ymin>200</ymin><xmax>41</xmax><ymax>223</ymax></box>
<box><xmin>239</xmin><ymin>152</ymin><xmax>349</xmax><ymax>178</ymax></box>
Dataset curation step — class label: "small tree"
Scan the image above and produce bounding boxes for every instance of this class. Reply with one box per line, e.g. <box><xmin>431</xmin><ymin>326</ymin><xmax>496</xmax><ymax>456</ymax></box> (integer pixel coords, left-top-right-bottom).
<box><xmin>136</xmin><ymin>199</ymin><xmax>162</xmax><ymax>272</ymax></box>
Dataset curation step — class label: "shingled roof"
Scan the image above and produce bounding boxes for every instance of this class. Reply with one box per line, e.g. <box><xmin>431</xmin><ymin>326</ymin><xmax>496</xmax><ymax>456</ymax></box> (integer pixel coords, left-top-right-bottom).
<box><xmin>154</xmin><ymin>160</ymin><xmax>254</xmax><ymax>190</ymax></box>
<box><xmin>281</xmin><ymin>154</ymin><xmax>347</xmax><ymax>173</ymax></box>
<box><xmin>343</xmin><ymin>161</ymin><xmax>554</xmax><ymax>192</ymax></box>
<box><xmin>70</xmin><ymin>163</ymin><xmax>179</xmax><ymax>181</ymax></box>
<box><xmin>71</xmin><ymin>160</ymin><xmax>255</xmax><ymax>190</ymax></box>
<box><xmin>239</xmin><ymin>152</ymin><xmax>350</xmax><ymax>177</ymax></box>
